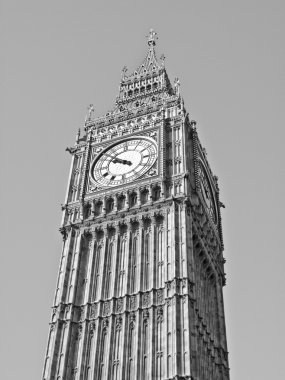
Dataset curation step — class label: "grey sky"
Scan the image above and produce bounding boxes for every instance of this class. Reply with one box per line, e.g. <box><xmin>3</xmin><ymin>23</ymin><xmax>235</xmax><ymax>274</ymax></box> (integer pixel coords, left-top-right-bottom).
<box><xmin>1</xmin><ymin>1</ymin><xmax>284</xmax><ymax>379</ymax></box>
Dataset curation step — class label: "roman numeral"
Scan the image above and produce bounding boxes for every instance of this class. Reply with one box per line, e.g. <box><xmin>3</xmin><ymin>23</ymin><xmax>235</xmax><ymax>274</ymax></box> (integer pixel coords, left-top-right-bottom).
<box><xmin>141</xmin><ymin>146</ymin><xmax>150</xmax><ymax>153</ymax></box>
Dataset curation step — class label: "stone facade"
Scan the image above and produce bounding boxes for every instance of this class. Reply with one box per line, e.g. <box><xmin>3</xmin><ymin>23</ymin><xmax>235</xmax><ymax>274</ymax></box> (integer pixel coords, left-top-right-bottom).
<box><xmin>42</xmin><ymin>30</ymin><xmax>230</xmax><ymax>380</ymax></box>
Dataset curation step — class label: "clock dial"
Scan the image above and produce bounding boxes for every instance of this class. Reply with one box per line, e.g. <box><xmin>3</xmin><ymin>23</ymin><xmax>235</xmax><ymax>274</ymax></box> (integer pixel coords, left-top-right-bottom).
<box><xmin>198</xmin><ymin>162</ymin><xmax>217</xmax><ymax>223</ymax></box>
<box><xmin>91</xmin><ymin>137</ymin><xmax>157</xmax><ymax>187</ymax></box>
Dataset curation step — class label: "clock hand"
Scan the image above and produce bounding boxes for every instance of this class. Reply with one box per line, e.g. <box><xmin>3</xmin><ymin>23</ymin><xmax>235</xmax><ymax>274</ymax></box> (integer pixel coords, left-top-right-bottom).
<box><xmin>104</xmin><ymin>153</ymin><xmax>132</xmax><ymax>166</ymax></box>
<box><xmin>113</xmin><ymin>158</ymin><xmax>132</xmax><ymax>166</ymax></box>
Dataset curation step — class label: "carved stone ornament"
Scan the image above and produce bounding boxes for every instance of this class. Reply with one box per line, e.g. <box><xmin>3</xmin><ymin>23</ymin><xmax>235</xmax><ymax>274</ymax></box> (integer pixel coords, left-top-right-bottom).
<box><xmin>157</xmin><ymin>289</ymin><xmax>164</xmax><ymax>304</ymax></box>
<box><xmin>89</xmin><ymin>185</ymin><xmax>101</xmax><ymax>192</ymax></box>
<box><xmin>90</xmin><ymin>304</ymin><xmax>97</xmax><ymax>318</ymax></box>
<box><xmin>117</xmin><ymin>299</ymin><xmax>124</xmax><ymax>313</ymax></box>
<box><xmin>65</xmin><ymin>304</ymin><xmax>71</xmax><ymax>318</ymax></box>
<box><xmin>103</xmin><ymin>301</ymin><xmax>111</xmax><ymax>316</ymax></box>
<box><xmin>157</xmin><ymin>306</ymin><xmax>164</xmax><ymax>322</ymax></box>
<box><xmin>143</xmin><ymin>309</ymin><xmax>149</xmax><ymax>321</ymax></box>
<box><xmin>116</xmin><ymin>316</ymin><xmax>123</xmax><ymax>330</ymax></box>
<box><xmin>143</xmin><ymin>293</ymin><xmax>150</xmax><ymax>307</ymax></box>
<box><xmin>77</xmin><ymin>324</ymin><xmax>83</xmax><ymax>340</ymax></box>
<box><xmin>80</xmin><ymin>306</ymin><xmax>85</xmax><ymax>321</ymax></box>
<box><xmin>89</xmin><ymin>322</ymin><xmax>96</xmax><ymax>336</ymax></box>
<box><xmin>148</xmin><ymin>168</ymin><xmax>157</xmax><ymax>176</ymax></box>
<box><xmin>72</xmin><ymin>367</ymin><xmax>78</xmax><ymax>378</ymax></box>
<box><xmin>103</xmin><ymin>318</ymin><xmax>109</xmax><ymax>329</ymax></box>
<box><xmin>94</xmin><ymin>146</ymin><xmax>103</xmax><ymax>154</ymax></box>
<box><xmin>148</xmin><ymin>130</ymin><xmax>158</xmax><ymax>140</ymax></box>
<box><xmin>130</xmin><ymin>295</ymin><xmax>136</xmax><ymax>310</ymax></box>
<box><xmin>130</xmin><ymin>312</ymin><xmax>136</xmax><ymax>323</ymax></box>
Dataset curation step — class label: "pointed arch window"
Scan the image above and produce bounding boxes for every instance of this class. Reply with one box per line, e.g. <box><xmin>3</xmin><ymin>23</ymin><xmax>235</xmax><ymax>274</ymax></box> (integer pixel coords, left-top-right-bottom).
<box><xmin>95</xmin><ymin>201</ymin><xmax>103</xmax><ymax>216</ymax></box>
<box><xmin>141</xmin><ymin>189</ymin><xmax>149</xmax><ymax>204</ymax></box>
<box><xmin>153</xmin><ymin>187</ymin><xmax>161</xmax><ymax>201</ymax></box>
<box><xmin>85</xmin><ymin>203</ymin><xmax>92</xmax><ymax>218</ymax></box>
<box><xmin>130</xmin><ymin>193</ymin><xmax>137</xmax><ymax>207</ymax></box>
<box><xmin>106</xmin><ymin>198</ymin><xmax>114</xmax><ymax>213</ymax></box>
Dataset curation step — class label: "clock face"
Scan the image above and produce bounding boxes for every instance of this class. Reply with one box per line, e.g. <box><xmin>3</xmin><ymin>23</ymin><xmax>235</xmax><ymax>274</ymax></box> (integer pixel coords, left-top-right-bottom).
<box><xmin>91</xmin><ymin>137</ymin><xmax>157</xmax><ymax>187</ymax></box>
<box><xmin>198</xmin><ymin>162</ymin><xmax>217</xmax><ymax>223</ymax></box>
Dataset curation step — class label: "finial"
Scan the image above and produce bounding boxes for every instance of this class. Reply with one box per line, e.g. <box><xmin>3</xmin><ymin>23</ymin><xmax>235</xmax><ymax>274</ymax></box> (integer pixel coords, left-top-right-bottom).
<box><xmin>174</xmin><ymin>77</ymin><xmax>180</xmax><ymax>94</ymax></box>
<box><xmin>85</xmin><ymin>104</ymin><xmax>95</xmax><ymax>123</ymax></box>
<box><xmin>121</xmin><ymin>66</ymin><xmax>127</xmax><ymax>80</ymax></box>
<box><xmin>76</xmin><ymin>128</ymin><xmax>80</xmax><ymax>144</ymax></box>
<box><xmin>147</xmin><ymin>28</ymin><xmax>158</xmax><ymax>46</ymax></box>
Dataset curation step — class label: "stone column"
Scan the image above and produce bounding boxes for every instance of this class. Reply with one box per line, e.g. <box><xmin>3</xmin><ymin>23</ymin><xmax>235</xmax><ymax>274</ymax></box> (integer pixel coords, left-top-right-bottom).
<box><xmin>165</xmin><ymin>208</ymin><xmax>172</xmax><ymax>286</ymax></box>
<box><xmin>96</xmin><ymin>225</ymin><xmax>108</xmax><ymax>300</ymax></box>
<box><xmin>80</xmin><ymin>322</ymin><xmax>97</xmax><ymax>379</ymax></box>
<box><xmin>72</xmin><ymin>322</ymin><xmax>87</xmax><ymax>379</ymax></box>
<box><xmin>91</xmin><ymin>199</ymin><xmax>95</xmax><ymax>216</ymax></box>
<box><xmin>125</xmin><ymin>191</ymin><xmax>130</xmax><ymax>210</ymax></box>
<box><xmin>68</xmin><ymin>230</ymin><xmax>82</xmax><ymax>303</ymax></box>
<box><xmin>83</xmin><ymin>231</ymin><xmax>96</xmax><ymax>304</ymax></box>
<box><xmin>149</xmin><ymin>185</ymin><xmax>153</xmax><ymax>205</ymax></box>
<box><xmin>114</xmin><ymin>193</ymin><xmax>118</xmax><ymax>212</ymax></box>
<box><xmin>149</xmin><ymin>214</ymin><xmax>156</xmax><ymax>289</ymax></box>
<box><xmin>42</xmin><ymin>324</ymin><xmax>56</xmax><ymax>379</ymax></box>
<box><xmin>172</xmin><ymin>298</ymin><xmax>179</xmax><ymax>376</ymax></box>
<box><xmin>54</xmin><ymin>228</ymin><xmax>72</xmax><ymax>305</ymax></box>
<box><xmin>117</xmin><ymin>314</ymin><xmax>127</xmax><ymax>380</ymax></box>
<box><xmin>180</xmin><ymin>203</ymin><xmax>188</xmax><ymax>279</ymax></box>
<box><xmin>137</xmin><ymin>216</ymin><xmax>143</xmax><ymax>291</ymax></box>
<box><xmin>102</xmin><ymin>197</ymin><xmax>106</xmax><ymax>216</ymax></box>
<box><xmin>110</xmin><ymin>223</ymin><xmax>120</xmax><ymax>298</ymax></box>
<box><xmin>55</xmin><ymin>321</ymin><xmax>72</xmax><ymax>380</ymax></box>
<box><xmin>137</xmin><ymin>188</ymin><xmax>141</xmax><ymax>207</ymax></box>
<box><xmin>124</xmin><ymin>218</ymin><xmax>132</xmax><ymax>293</ymax></box>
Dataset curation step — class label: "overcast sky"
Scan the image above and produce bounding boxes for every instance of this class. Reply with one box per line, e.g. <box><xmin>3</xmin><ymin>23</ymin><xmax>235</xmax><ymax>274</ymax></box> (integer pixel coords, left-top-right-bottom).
<box><xmin>1</xmin><ymin>1</ymin><xmax>285</xmax><ymax>379</ymax></box>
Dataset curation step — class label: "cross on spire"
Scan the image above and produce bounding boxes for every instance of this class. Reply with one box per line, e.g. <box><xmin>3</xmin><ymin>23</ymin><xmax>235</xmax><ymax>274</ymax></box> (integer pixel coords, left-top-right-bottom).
<box><xmin>147</xmin><ymin>28</ymin><xmax>158</xmax><ymax>46</ymax></box>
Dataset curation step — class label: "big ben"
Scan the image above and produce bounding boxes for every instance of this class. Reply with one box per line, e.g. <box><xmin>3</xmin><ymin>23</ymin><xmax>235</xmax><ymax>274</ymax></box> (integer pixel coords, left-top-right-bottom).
<box><xmin>42</xmin><ymin>30</ymin><xmax>230</xmax><ymax>380</ymax></box>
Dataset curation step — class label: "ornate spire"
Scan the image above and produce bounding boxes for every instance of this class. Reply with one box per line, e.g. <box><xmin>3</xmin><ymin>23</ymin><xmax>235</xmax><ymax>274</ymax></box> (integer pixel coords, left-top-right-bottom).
<box><xmin>112</xmin><ymin>30</ymin><xmax>173</xmax><ymax>113</ymax></box>
<box><xmin>127</xmin><ymin>29</ymin><xmax>163</xmax><ymax>77</ymax></box>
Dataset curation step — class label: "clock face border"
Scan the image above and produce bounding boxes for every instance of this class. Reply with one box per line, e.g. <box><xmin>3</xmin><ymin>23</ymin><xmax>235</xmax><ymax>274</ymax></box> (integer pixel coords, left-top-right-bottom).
<box><xmin>89</xmin><ymin>136</ymin><xmax>158</xmax><ymax>188</ymax></box>
<box><xmin>197</xmin><ymin>160</ymin><xmax>218</xmax><ymax>224</ymax></box>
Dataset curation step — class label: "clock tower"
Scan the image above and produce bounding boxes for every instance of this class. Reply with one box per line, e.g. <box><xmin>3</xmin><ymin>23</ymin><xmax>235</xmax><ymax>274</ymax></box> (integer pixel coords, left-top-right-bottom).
<box><xmin>42</xmin><ymin>30</ymin><xmax>230</xmax><ymax>380</ymax></box>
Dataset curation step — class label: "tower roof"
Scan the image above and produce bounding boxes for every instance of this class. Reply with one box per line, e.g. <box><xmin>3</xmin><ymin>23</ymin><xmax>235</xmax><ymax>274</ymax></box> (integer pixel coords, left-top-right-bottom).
<box><xmin>84</xmin><ymin>30</ymin><xmax>177</xmax><ymax>129</ymax></box>
<box><xmin>122</xmin><ymin>29</ymin><xmax>165</xmax><ymax>79</ymax></box>
<box><xmin>114</xmin><ymin>29</ymin><xmax>173</xmax><ymax>109</ymax></box>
